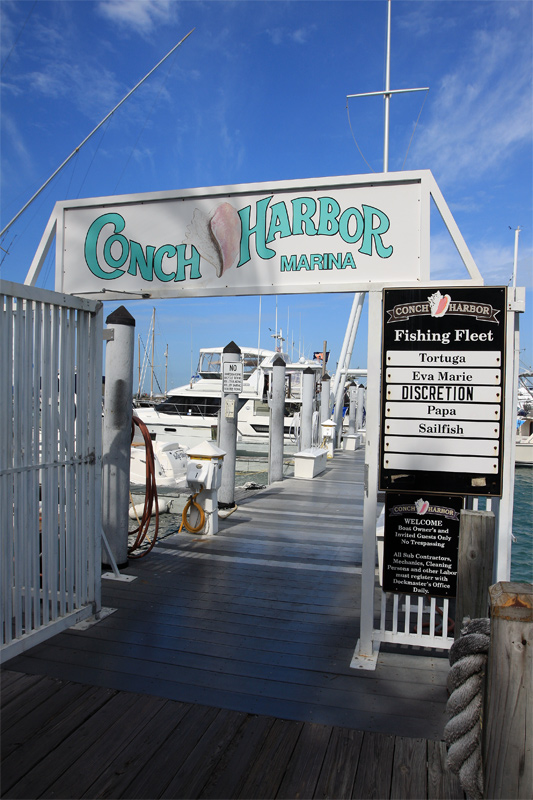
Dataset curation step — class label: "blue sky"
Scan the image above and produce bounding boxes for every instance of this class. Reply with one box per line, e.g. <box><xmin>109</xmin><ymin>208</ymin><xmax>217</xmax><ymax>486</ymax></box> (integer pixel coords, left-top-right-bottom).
<box><xmin>1</xmin><ymin>0</ymin><xmax>531</xmax><ymax>392</ymax></box>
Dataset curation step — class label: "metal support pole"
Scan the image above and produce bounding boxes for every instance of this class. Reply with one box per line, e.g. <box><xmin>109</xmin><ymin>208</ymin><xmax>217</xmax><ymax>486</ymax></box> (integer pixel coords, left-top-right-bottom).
<box><xmin>320</xmin><ymin>372</ymin><xmax>331</xmax><ymax>424</ymax></box>
<box><xmin>334</xmin><ymin>293</ymin><xmax>365</xmax><ymax>446</ymax></box>
<box><xmin>269</xmin><ymin>356</ymin><xmax>286</xmax><ymax>483</ymax></box>
<box><xmin>218</xmin><ymin>341</ymin><xmax>240</xmax><ymax>509</ymax></box>
<box><xmin>299</xmin><ymin>368</ymin><xmax>315</xmax><ymax>451</ymax></box>
<box><xmin>101</xmin><ymin>306</ymin><xmax>135</xmax><ymax>568</ymax></box>
<box><xmin>352</xmin><ymin>290</ymin><xmax>382</xmax><ymax>667</ymax></box>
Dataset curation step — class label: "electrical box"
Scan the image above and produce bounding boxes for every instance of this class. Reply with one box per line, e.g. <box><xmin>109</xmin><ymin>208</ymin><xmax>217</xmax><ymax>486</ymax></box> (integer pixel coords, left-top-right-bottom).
<box><xmin>185</xmin><ymin>441</ymin><xmax>226</xmax><ymax>492</ymax></box>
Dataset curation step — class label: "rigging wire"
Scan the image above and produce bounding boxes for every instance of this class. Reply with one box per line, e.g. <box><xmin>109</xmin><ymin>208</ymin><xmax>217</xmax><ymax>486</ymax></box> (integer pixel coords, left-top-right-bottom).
<box><xmin>1</xmin><ymin>0</ymin><xmax>37</xmax><ymax>74</ymax></box>
<box><xmin>401</xmin><ymin>88</ymin><xmax>429</xmax><ymax>170</ymax></box>
<box><xmin>113</xmin><ymin>47</ymin><xmax>180</xmax><ymax>194</ymax></box>
<box><xmin>346</xmin><ymin>102</ymin><xmax>376</xmax><ymax>173</ymax></box>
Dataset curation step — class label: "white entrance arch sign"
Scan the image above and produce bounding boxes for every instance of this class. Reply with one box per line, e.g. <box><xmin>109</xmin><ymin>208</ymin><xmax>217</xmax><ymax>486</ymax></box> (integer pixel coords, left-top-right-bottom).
<box><xmin>25</xmin><ymin>169</ymin><xmax>523</xmax><ymax>672</ymax></box>
<box><xmin>25</xmin><ymin>170</ymin><xmax>482</xmax><ymax>296</ymax></box>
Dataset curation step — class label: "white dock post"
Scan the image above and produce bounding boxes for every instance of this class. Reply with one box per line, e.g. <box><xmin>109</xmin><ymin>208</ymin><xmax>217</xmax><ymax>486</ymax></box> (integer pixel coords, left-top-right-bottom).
<box><xmin>299</xmin><ymin>367</ymin><xmax>315</xmax><ymax>451</ymax></box>
<box><xmin>218</xmin><ymin>341</ymin><xmax>241</xmax><ymax>511</ymax></box>
<box><xmin>268</xmin><ymin>355</ymin><xmax>286</xmax><ymax>484</ymax></box>
<box><xmin>102</xmin><ymin>306</ymin><xmax>135</xmax><ymax>568</ymax></box>
<box><xmin>355</xmin><ymin>383</ymin><xmax>365</xmax><ymax>432</ymax></box>
<box><xmin>320</xmin><ymin>372</ymin><xmax>331</xmax><ymax>423</ymax></box>
<box><xmin>347</xmin><ymin>382</ymin><xmax>357</xmax><ymax>435</ymax></box>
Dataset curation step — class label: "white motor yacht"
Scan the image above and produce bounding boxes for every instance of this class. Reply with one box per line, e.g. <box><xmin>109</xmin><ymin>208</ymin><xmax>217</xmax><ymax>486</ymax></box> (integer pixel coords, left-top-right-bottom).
<box><xmin>133</xmin><ymin>346</ymin><xmax>323</xmax><ymax>455</ymax></box>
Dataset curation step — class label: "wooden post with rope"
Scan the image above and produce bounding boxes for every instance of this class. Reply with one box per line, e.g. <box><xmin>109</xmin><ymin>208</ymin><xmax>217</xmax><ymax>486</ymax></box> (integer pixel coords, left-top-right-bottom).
<box><xmin>483</xmin><ymin>582</ymin><xmax>532</xmax><ymax>799</ymax></box>
<box><xmin>455</xmin><ymin>509</ymin><xmax>495</xmax><ymax>638</ymax></box>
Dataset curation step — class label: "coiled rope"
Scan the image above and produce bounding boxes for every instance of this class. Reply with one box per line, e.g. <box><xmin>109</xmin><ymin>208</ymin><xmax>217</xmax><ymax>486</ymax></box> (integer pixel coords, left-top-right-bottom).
<box><xmin>444</xmin><ymin>617</ymin><xmax>491</xmax><ymax>800</ymax></box>
<box><xmin>179</xmin><ymin>493</ymin><xmax>205</xmax><ymax>533</ymax></box>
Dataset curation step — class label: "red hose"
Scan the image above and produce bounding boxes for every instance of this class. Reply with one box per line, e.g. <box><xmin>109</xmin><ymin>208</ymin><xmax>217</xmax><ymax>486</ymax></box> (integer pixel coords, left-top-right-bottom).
<box><xmin>128</xmin><ymin>416</ymin><xmax>159</xmax><ymax>558</ymax></box>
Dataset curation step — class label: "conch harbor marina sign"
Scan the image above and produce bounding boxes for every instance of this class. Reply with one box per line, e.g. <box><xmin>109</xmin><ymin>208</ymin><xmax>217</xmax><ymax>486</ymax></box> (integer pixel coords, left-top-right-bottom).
<box><xmin>31</xmin><ymin>169</ymin><xmax>483</xmax><ymax>300</ymax></box>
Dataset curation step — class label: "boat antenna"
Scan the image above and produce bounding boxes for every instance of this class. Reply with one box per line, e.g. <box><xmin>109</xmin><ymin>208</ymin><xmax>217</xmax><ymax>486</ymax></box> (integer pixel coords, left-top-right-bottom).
<box><xmin>0</xmin><ymin>29</ymin><xmax>195</xmax><ymax>240</ymax></box>
<box><xmin>346</xmin><ymin>0</ymin><xmax>428</xmax><ymax>172</ymax></box>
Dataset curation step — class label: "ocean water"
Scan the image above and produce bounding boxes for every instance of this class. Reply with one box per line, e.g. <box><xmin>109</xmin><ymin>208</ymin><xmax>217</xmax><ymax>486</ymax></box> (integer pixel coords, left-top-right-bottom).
<box><xmin>512</xmin><ymin>467</ymin><xmax>533</xmax><ymax>583</ymax></box>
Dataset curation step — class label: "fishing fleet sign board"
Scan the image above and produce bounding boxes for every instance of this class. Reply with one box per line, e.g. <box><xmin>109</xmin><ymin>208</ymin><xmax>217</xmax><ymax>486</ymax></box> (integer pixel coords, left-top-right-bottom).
<box><xmin>379</xmin><ymin>286</ymin><xmax>506</xmax><ymax>497</ymax></box>
<box><xmin>54</xmin><ymin>173</ymin><xmax>427</xmax><ymax>299</ymax></box>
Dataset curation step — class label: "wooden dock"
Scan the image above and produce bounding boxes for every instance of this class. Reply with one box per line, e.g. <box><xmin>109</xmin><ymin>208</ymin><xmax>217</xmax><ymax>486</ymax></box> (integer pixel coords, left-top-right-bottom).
<box><xmin>2</xmin><ymin>450</ymin><xmax>463</xmax><ymax>798</ymax></box>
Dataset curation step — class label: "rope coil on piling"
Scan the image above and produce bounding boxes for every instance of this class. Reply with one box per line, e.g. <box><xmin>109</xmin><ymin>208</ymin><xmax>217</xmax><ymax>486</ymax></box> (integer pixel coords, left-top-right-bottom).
<box><xmin>444</xmin><ymin>617</ymin><xmax>491</xmax><ymax>800</ymax></box>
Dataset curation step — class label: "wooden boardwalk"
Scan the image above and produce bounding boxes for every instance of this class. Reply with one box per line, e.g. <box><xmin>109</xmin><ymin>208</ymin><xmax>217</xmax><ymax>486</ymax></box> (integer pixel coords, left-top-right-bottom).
<box><xmin>1</xmin><ymin>668</ymin><xmax>464</xmax><ymax>799</ymax></box>
<box><xmin>1</xmin><ymin>450</ymin><xmax>463</xmax><ymax>798</ymax></box>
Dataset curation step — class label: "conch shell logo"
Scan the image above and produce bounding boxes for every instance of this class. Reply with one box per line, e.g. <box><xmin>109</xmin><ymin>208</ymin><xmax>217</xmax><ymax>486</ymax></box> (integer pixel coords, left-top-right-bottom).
<box><xmin>184</xmin><ymin>202</ymin><xmax>241</xmax><ymax>277</ymax></box>
<box><xmin>415</xmin><ymin>498</ymin><xmax>429</xmax><ymax>515</ymax></box>
<box><xmin>428</xmin><ymin>290</ymin><xmax>451</xmax><ymax>317</ymax></box>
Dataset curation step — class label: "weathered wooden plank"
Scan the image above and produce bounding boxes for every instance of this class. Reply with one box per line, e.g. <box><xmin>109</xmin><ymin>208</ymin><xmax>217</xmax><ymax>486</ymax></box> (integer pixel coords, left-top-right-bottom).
<box><xmin>81</xmin><ymin>698</ymin><xmax>191</xmax><ymax>799</ymax></box>
<box><xmin>427</xmin><ymin>739</ymin><xmax>464</xmax><ymax>800</ymax></box>
<box><xmin>119</xmin><ymin>704</ymin><xmax>220</xmax><ymax>798</ymax></box>
<box><xmin>0</xmin><ymin>671</ymin><xmax>45</xmax><ymax>706</ymax></box>
<box><xmin>2</xmin><ymin>684</ymin><xmax>117</xmax><ymax>797</ymax></box>
<box><xmin>197</xmin><ymin>713</ymin><xmax>277</xmax><ymax>799</ymax></box>
<box><xmin>390</xmin><ymin>737</ymin><xmax>427</xmax><ymax>800</ymax></box>
<box><xmin>313</xmin><ymin>727</ymin><xmax>364</xmax><ymax>799</ymax></box>
<box><xmin>1</xmin><ymin>674</ymin><xmax>65</xmax><ymax>733</ymax></box>
<box><xmin>1</xmin><ymin>679</ymin><xmax>91</xmax><ymax>760</ymax></box>
<box><xmin>41</xmin><ymin>693</ymin><xmax>167</xmax><ymax>799</ymax></box>
<box><xmin>275</xmin><ymin>721</ymin><xmax>332</xmax><ymax>799</ymax></box>
<box><xmin>160</xmin><ymin>708</ymin><xmax>248</xmax><ymax>798</ymax></box>
<box><xmin>236</xmin><ymin>718</ymin><xmax>304</xmax><ymax>799</ymax></box>
<box><xmin>351</xmin><ymin>731</ymin><xmax>395</xmax><ymax>799</ymax></box>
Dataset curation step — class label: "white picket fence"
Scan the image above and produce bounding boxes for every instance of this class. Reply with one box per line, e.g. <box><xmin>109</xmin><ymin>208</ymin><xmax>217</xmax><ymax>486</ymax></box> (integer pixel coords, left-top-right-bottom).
<box><xmin>1</xmin><ymin>280</ymin><xmax>103</xmax><ymax>661</ymax></box>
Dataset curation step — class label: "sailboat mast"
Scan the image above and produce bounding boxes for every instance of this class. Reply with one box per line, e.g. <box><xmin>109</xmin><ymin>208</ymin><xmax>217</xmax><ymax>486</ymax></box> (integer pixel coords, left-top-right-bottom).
<box><xmin>150</xmin><ymin>308</ymin><xmax>155</xmax><ymax>398</ymax></box>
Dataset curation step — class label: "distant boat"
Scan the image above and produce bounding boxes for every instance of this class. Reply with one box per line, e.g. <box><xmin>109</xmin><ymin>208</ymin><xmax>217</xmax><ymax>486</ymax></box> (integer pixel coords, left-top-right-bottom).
<box><xmin>516</xmin><ymin>371</ymin><xmax>533</xmax><ymax>466</ymax></box>
<box><xmin>133</xmin><ymin>345</ymin><xmax>324</xmax><ymax>455</ymax></box>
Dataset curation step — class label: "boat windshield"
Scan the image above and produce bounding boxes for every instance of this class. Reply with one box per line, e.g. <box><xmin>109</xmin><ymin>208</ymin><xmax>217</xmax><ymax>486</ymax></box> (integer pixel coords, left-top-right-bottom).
<box><xmin>197</xmin><ymin>351</ymin><xmax>261</xmax><ymax>379</ymax></box>
<box><xmin>155</xmin><ymin>395</ymin><xmax>221</xmax><ymax>417</ymax></box>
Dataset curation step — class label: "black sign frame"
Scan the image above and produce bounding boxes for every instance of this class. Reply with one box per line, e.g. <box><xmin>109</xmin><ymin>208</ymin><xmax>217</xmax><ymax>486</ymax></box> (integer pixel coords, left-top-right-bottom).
<box><xmin>383</xmin><ymin>492</ymin><xmax>464</xmax><ymax>598</ymax></box>
<box><xmin>379</xmin><ymin>286</ymin><xmax>506</xmax><ymax>496</ymax></box>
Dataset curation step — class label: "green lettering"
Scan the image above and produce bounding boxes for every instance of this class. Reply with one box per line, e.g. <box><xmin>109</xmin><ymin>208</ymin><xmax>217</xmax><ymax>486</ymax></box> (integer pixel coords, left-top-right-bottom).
<box><xmin>85</xmin><ymin>213</ymin><xmax>127</xmax><ymax>279</ymax></box>
<box><xmin>359</xmin><ymin>205</ymin><xmax>393</xmax><ymax>257</ymax></box>
<box><xmin>266</xmin><ymin>201</ymin><xmax>292</xmax><ymax>243</ymax></box>
<box><xmin>343</xmin><ymin>252</ymin><xmax>357</xmax><ymax>269</ymax></box>
<box><xmin>154</xmin><ymin>245</ymin><xmax>177</xmax><ymax>282</ymax></box>
<box><xmin>317</xmin><ymin>197</ymin><xmax>340</xmax><ymax>235</ymax></box>
<box><xmin>280</xmin><ymin>255</ymin><xmax>297</xmax><ymax>271</ymax></box>
<box><xmin>311</xmin><ymin>254</ymin><xmax>324</xmax><ymax>270</ymax></box>
<box><xmin>291</xmin><ymin>197</ymin><xmax>317</xmax><ymax>235</ymax></box>
<box><xmin>237</xmin><ymin>197</ymin><xmax>275</xmax><ymax>267</ymax></box>
<box><xmin>330</xmin><ymin>253</ymin><xmax>343</xmax><ymax>269</ymax></box>
<box><xmin>175</xmin><ymin>244</ymin><xmax>201</xmax><ymax>281</ymax></box>
<box><xmin>127</xmin><ymin>241</ymin><xmax>154</xmax><ymax>281</ymax></box>
<box><xmin>297</xmin><ymin>254</ymin><xmax>311</xmax><ymax>271</ymax></box>
<box><xmin>339</xmin><ymin>208</ymin><xmax>364</xmax><ymax>244</ymax></box>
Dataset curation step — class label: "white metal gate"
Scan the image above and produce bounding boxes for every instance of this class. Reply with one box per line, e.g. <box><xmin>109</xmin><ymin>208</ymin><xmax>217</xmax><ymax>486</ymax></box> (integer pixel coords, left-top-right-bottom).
<box><xmin>1</xmin><ymin>279</ymin><xmax>103</xmax><ymax>661</ymax></box>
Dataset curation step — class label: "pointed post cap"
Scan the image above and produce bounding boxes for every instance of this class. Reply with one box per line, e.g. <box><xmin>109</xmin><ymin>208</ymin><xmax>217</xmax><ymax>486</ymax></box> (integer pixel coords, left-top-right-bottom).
<box><xmin>106</xmin><ymin>306</ymin><xmax>135</xmax><ymax>326</ymax></box>
<box><xmin>223</xmin><ymin>341</ymin><xmax>241</xmax><ymax>354</ymax></box>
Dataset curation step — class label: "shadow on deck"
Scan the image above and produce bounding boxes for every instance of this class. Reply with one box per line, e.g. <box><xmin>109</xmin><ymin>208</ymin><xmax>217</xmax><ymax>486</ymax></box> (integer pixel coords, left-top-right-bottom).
<box><xmin>2</xmin><ymin>451</ymin><xmax>462</xmax><ymax>798</ymax></box>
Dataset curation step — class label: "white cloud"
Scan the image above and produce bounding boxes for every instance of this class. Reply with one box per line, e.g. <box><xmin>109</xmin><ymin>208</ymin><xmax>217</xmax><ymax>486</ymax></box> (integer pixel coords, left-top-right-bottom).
<box><xmin>96</xmin><ymin>0</ymin><xmax>177</xmax><ymax>35</ymax></box>
<box><xmin>409</xmin><ymin>14</ymin><xmax>532</xmax><ymax>186</ymax></box>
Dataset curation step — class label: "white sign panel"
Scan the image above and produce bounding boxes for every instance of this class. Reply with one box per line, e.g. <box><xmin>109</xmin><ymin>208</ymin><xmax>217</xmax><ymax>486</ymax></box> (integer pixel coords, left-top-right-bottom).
<box><xmin>56</xmin><ymin>172</ymin><xmax>425</xmax><ymax>299</ymax></box>
<box><xmin>222</xmin><ymin>361</ymin><xmax>244</xmax><ymax>394</ymax></box>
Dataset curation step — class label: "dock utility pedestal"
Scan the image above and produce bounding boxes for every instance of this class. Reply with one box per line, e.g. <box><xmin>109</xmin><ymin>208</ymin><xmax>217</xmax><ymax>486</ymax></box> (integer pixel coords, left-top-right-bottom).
<box><xmin>293</xmin><ymin>447</ymin><xmax>327</xmax><ymax>479</ymax></box>
<box><xmin>186</xmin><ymin>441</ymin><xmax>225</xmax><ymax>535</ymax></box>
